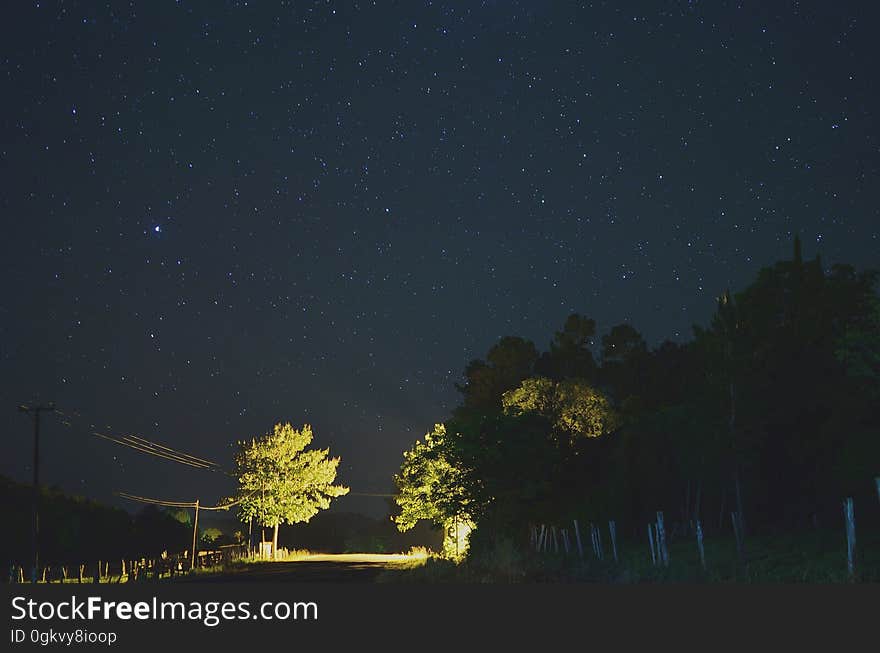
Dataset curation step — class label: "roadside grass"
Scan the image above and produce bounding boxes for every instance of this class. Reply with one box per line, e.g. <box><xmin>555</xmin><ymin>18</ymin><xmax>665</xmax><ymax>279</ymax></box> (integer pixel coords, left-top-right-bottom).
<box><xmin>378</xmin><ymin>527</ymin><xmax>880</xmax><ymax>583</ymax></box>
<box><xmin>170</xmin><ymin>547</ymin><xmax>433</xmax><ymax>578</ymax></box>
<box><xmin>238</xmin><ymin>548</ymin><xmax>313</xmax><ymax>564</ymax></box>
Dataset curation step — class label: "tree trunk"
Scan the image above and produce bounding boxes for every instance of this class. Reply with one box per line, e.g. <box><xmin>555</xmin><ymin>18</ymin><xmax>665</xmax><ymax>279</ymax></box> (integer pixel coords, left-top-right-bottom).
<box><xmin>733</xmin><ymin>468</ymin><xmax>746</xmax><ymax>537</ymax></box>
<box><xmin>729</xmin><ymin>380</ymin><xmax>746</xmax><ymax>536</ymax></box>
<box><xmin>272</xmin><ymin>524</ymin><xmax>279</xmax><ymax>559</ymax></box>
<box><xmin>684</xmin><ymin>480</ymin><xmax>691</xmax><ymax>532</ymax></box>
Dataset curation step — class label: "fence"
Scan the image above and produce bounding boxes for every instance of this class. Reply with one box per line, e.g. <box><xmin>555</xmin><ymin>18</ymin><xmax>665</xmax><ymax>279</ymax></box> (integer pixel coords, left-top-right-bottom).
<box><xmin>527</xmin><ymin>477</ymin><xmax>880</xmax><ymax>581</ymax></box>
<box><xmin>6</xmin><ymin>544</ymin><xmax>248</xmax><ymax>583</ymax></box>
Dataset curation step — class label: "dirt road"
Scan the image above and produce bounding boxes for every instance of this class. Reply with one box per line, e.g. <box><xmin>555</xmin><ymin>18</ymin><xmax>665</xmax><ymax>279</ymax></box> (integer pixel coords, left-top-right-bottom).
<box><xmin>180</xmin><ymin>554</ymin><xmax>416</xmax><ymax>582</ymax></box>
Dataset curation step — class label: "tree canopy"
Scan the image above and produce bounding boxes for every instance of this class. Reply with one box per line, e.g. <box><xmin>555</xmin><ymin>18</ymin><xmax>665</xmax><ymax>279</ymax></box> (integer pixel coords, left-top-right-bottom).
<box><xmin>234</xmin><ymin>422</ymin><xmax>349</xmax><ymax>550</ymax></box>
<box><xmin>502</xmin><ymin>376</ymin><xmax>617</xmax><ymax>443</ymax></box>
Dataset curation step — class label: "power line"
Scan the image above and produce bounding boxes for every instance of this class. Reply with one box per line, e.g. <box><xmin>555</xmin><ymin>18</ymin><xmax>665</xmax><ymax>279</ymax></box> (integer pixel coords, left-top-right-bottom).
<box><xmin>116</xmin><ymin>491</ymin><xmax>249</xmax><ymax>511</ymax></box>
<box><xmin>53</xmin><ymin>408</ymin><xmax>224</xmax><ymax>472</ymax></box>
<box><xmin>57</xmin><ymin>408</ymin><xmax>220</xmax><ymax>467</ymax></box>
<box><xmin>120</xmin><ymin>433</ymin><xmax>218</xmax><ymax>468</ymax></box>
<box><xmin>91</xmin><ymin>430</ymin><xmax>215</xmax><ymax>470</ymax></box>
<box><xmin>116</xmin><ymin>491</ymin><xmax>196</xmax><ymax>508</ymax></box>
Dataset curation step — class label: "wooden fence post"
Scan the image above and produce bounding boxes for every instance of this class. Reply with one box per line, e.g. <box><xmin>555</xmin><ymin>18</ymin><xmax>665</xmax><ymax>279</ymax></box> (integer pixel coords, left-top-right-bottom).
<box><xmin>609</xmin><ymin>520</ymin><xmax>618</xmax><ymax>563</ymax></box>
<box><xmin>656</xmin><ymin>512</ymin><xmax>669</xmax><ymax>567</ymax></box>
<box><xmin>573</xmin><ymin>520</ymin><xmax>584</xmax><ymax>559</ymax></box>
<box><xmin>843</xmin><ymin>497</ymin><xmax>856</xmax><ymax>579</ymax></box>
<box><xmin>696</xmin><ymin>520</ymin><xmax>706</xmax><ymax>570</ymax></box>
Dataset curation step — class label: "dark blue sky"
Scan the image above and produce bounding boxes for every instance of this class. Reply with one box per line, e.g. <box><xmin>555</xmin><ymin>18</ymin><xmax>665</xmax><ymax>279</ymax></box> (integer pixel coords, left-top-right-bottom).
<box><xmin>2</xmin><ymin>1</ymin><xmax>878</xmax><ymax>517</ymax></box>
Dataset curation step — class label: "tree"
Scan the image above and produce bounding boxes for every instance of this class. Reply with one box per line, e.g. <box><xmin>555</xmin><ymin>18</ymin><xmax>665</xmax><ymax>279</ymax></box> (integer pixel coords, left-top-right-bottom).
<box><xmin>835</xmin><ymin>295</ymin><xmax>880</xmax><ymax>392</ymax></box>
<box><xmin>131</xmin><ymin>506</ymin><xmax>190</xmax><ymax>558</ymax></box>
<box><xmin>693</xmin><ymin>239</ymin><xmax>879</xmax><ymax>526</ymax></box>
<box><xmin>502</xmin><ymin>376</ymin><xmax>617</xmax><ymax>443</ymax></box>
<box><xmin>446</xmin><ymin>411</ymin><xmax>560</xmax><ymax>527</ymax></box>
<box><xmin>602</xmin><ymin>323</ymin><xmax>647</xmax><ymax>366</ymax></box>
<box><xmin>455</xmin><ymin>336</ymin><xmax>538</xmax><ymax>412</ymax></box>
<box><xmin>393</xmin><ymin>424</ymin><xmax>472</xmax><ymax>557</ymax></box>
<box><xmin>601</xmin><ymin>323</ymin><xmax>649</xmax><ymax>403</ymax></box>
<box><xmin>200</xmin><ymin>528</ymin><xmax>224</xmax><ymax>548</ymax></box>
<box><xmin>537</xmin><ymin>313</ymin><xmax>598</xmax><ymax>381</ymax></box>
<box><xmin>233</xmin><ymin>422</ymin><xmax>349</xmax><ymax>554</ymax></box>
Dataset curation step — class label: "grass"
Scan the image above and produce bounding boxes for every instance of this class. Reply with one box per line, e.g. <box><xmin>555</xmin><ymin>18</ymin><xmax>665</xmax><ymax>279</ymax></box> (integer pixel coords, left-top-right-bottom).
<box><xmin>29</xmin><ymin>572</ymin><xmax>176</xmax><ymax>583</ymax></box>
<box><xmin>21</xmin><ymin>531</ymin><xmax>876</xmax><ymax>584</ymax></box>
<box><xmin>378</xmin><ymin>527</ymin><xmax>880</xmax><ymax>583</ymax></box>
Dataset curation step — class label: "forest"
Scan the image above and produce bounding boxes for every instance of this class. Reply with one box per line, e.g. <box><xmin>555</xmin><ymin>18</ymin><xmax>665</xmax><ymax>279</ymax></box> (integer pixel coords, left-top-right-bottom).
<box><xmin>394</xmin><ymin>238</ymin><xmax>880</xmax><ymax>572</ymax></box>
<box><xmin>0</xmin><ymin>475</ymin><xmax>192</xmax><ymax>570</ymax></box>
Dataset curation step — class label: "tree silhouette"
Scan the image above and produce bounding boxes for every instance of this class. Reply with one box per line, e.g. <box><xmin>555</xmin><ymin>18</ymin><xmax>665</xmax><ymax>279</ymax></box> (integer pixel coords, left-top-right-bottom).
<box><xmin>455</xmin><ymin>336</ymin><xmax>538</xmax><ymax>412</ymax></box>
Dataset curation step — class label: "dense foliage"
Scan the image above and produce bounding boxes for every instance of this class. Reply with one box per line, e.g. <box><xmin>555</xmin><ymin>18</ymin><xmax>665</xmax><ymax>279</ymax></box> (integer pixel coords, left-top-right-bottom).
<box><xmin>0</xmin><ymin>476</ymin><xmax>190</xmax><ymax>568</ymax></box>
<box><xmin>233</xmin><ymin>422</ymin><xmax>349</xmax><ymax>549</ymax></box>
<box><xmin>394</xmin><ymin>240</ymin><xmax>880</xmax><ymax>557</ymax></box>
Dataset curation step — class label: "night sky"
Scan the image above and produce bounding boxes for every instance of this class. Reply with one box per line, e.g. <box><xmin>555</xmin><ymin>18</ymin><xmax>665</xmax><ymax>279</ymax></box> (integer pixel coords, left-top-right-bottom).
<box><xmin>2</xmin><ymin>1</ymin><xmax>878</xmax><ymax>518</ymax></box>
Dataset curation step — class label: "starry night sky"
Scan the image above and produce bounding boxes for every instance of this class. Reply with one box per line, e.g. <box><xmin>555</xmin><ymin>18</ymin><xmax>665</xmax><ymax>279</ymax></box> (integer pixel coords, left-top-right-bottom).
<box><xmin>2</xmin><ymin>1</ymin><xmax>878</xmax><ymax>518</ymax></box>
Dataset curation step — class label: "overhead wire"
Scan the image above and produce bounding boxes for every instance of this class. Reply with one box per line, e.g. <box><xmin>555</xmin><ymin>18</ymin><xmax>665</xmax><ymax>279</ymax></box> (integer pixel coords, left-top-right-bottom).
<box><xmin>53</xmin><ymin>407</ymin><xmax>225</xmax><ymax>472</ymax></box>
<box><xmin>91</xmin><ymin>431</ymin><xmax>215</xmax><ymax>469</ymax></box>
<box><xmin>117</xmin><ymin>433</ymin><xmax>219</xmax><ymax>468</ymax></box>
<box><xmin>116</xmin><ymin>490</ymin><xmax>253</xmax><ymax>511</ymax></box>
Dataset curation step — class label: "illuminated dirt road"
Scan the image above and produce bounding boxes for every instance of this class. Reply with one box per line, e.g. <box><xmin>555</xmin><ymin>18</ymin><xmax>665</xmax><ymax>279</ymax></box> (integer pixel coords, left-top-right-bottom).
<box><xmin>179</xmin><ymin>554</ymin><xmax>419</xmax><ymax>583</ymax></box>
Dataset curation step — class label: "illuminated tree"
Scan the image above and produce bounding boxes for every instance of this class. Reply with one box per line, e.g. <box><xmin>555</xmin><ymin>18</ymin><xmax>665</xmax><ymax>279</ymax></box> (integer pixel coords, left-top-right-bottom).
<box><xmin>502</xmin><ymin>376</ymin><xmax>617</xmax><ymax>443</ymax></box>
<box><xmin>234</xmin><ymin>423</ymin><xmax>349</xmax><ymax>554</ymax></box>
<box><xmin>393</xmin><ymin>424</ymin><xmax>472</xmax><ymax>557</ymax></box>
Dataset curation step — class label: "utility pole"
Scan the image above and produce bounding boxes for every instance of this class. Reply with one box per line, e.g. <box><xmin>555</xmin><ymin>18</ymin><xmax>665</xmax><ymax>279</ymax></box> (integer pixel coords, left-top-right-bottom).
<box><xmin>190</xmin><ymin>499</ymin><xmax>200</xmax><ymax>571</ymax></box>
<box><xmin>18</xmin><ymin>402</ymin><xmax>55</xmax><ymax>583</ymax></box>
